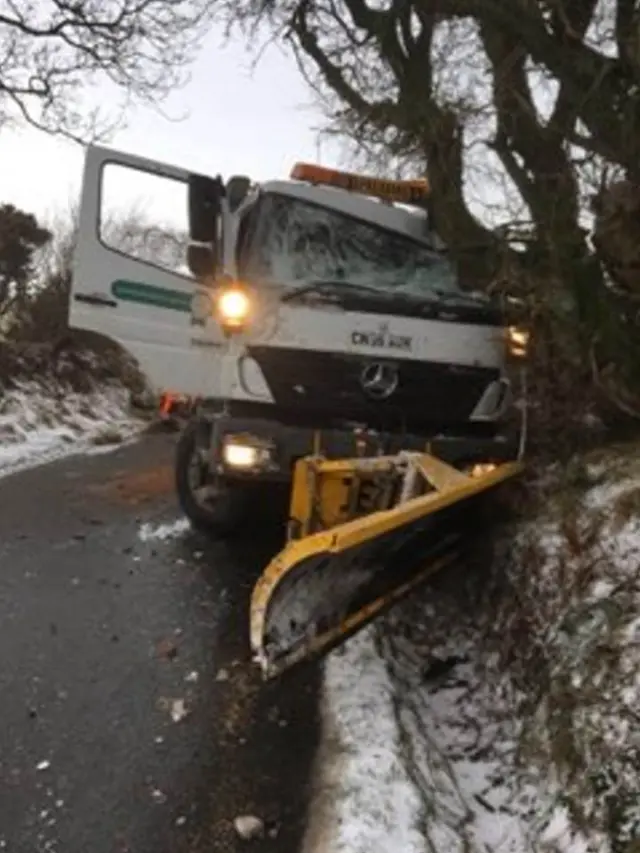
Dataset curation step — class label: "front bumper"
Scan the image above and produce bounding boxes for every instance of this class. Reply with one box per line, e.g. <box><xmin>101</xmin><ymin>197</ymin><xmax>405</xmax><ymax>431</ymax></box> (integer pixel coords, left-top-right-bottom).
<box><xmin>209</xmin><ymin>416</ymin><xmax>520</xmax><ymax>483</ymax></box>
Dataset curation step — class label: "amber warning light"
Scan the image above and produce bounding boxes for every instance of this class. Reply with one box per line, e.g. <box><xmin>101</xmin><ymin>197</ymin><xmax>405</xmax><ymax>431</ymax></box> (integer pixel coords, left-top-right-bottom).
<box><xmin>290</xmin><ymin>162</ymin><xmax>430</xmax><ymax>205</ymax></box>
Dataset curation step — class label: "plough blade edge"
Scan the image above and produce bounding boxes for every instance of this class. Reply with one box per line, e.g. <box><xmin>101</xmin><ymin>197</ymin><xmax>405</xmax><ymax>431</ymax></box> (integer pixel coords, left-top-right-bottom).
<box><xmin>250</xmin><ymin>454</ymin><xmax>522</xmax><ymax>679</ymax></box>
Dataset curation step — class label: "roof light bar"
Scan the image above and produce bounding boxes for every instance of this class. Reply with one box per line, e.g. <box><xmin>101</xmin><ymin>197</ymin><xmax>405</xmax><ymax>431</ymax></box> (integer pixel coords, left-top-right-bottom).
<box><xmin>290</xmin><ymin>162</ymin><xmax>430</xmax><ymax>204</ymax></box>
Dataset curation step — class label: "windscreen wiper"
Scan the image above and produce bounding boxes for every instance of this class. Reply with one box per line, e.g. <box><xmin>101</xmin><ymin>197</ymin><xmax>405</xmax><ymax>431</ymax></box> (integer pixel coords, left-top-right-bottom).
<box><xmin>430</xmin><ymin>288</ymin><xmax>489</xmax><ymax>305</ymax></box>
<box><xmin>279</xmin><ymin>278</ymin><xmax>480</xmax><ymax>311</ymax></box>
<box><xmin>280</xmin><ymin>279</ymin><xmax>385</xmax><ymax>303</ymax></box>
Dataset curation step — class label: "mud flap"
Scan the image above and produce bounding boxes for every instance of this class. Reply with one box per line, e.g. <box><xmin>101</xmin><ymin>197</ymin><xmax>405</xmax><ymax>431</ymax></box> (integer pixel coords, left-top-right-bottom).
<box><xmin>250</xmin><ymin>454</ymin><xmax>522</xmax><ymax>678</ymax></box>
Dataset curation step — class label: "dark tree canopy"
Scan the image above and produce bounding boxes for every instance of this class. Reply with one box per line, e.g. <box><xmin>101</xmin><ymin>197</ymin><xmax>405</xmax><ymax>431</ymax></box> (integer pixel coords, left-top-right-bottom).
<box><xmin>0</xmin><ymin>204</ymin><xmax>51</xmax><ymax>317</ymax></box>
<box><xmin>0</xmin><ymin>0</ymin><xmax>218</xmax><ymax>140</ymax></box>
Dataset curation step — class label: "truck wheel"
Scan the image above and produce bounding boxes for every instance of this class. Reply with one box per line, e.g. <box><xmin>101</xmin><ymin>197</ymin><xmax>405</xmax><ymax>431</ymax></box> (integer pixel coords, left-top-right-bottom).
<box><xmin>174</xmin><ymin>418</ymin><xmax>249</xmax><ymax>538</ymax></box>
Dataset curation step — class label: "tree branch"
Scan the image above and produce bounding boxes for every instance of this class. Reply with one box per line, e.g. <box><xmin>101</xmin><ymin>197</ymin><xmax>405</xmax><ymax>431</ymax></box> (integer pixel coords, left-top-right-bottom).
<box><xmin>0</xmin><ymin>0</ymin><xmax>217</xmax><ymax>140</ymax></box>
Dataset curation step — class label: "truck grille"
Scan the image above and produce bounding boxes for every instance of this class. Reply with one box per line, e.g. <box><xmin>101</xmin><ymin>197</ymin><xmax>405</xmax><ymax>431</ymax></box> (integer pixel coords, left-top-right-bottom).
<box><xmin>247</xmin><ymin>346</ymin><xmax>499</xmax><ymax>432</ymax></box>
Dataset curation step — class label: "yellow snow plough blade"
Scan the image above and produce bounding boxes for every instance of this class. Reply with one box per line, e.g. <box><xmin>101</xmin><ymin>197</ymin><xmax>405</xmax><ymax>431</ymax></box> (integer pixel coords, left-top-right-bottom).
<box><xmin>250</xmin><ymin>451</ymin><xmax>523</xmax><ymax>679</ymax></box>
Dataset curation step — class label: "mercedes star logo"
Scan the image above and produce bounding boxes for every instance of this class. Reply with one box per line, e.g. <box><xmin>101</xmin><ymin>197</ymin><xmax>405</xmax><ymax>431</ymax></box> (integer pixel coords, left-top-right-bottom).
<box><xmin>360</xmin><ymin>361</ymin><xmax>399</xmax><ymax>400</ymax></box>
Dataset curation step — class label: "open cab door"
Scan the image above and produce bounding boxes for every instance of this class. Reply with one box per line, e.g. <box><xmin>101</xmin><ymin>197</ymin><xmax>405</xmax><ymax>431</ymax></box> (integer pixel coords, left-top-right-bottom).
<box><xmin>70</xmin><ymin>145</ymin><xmax>225</xmax><ymax>397</ymax></box>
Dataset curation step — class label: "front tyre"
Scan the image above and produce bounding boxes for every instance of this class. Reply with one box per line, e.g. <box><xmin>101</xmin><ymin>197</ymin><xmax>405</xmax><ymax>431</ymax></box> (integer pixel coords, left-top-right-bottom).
<box><xmin>174</xmin><ymin>418</ymin><xmax>250</xmax><ymax>538</ymax></box>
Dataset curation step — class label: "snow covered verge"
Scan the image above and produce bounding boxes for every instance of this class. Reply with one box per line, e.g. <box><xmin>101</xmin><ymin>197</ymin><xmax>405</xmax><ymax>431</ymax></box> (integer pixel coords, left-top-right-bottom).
<box><xmin>0</xmin><ymin>341</ymin><xmax>153</xmax><ymax>476</ymax></box>
<box><xmin>305</xmin><ymin>444</ymin><xmax>640</xmax><ymax>853</ymax></box>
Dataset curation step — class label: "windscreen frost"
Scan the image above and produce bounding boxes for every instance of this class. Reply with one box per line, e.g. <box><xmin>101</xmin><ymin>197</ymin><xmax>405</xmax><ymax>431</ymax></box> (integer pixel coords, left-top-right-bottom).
<box><xmin>246</xmin><ymin>194</ymin><xmax>459</xmax><ymax>298</ymax></box>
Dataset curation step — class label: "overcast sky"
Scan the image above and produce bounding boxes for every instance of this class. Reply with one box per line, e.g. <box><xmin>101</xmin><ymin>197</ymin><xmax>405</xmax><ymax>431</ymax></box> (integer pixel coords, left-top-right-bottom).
<box><xmin>0</xmin><ymin>21</ymin><xmax>549</xmax><ymax>237</ymax></box>
<box><xmin>0</xmin><ymin>27</ymin><xmax>345</xmax><ymax>226</ymax></box>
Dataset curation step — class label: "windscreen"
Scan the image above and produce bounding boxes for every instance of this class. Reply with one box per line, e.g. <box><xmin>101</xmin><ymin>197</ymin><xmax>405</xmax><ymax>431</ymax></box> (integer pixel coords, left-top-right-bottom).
<box><xmin>243</xmin><ymin>193</ymin><xmax>459</xmax><ymax>298</ymax></box>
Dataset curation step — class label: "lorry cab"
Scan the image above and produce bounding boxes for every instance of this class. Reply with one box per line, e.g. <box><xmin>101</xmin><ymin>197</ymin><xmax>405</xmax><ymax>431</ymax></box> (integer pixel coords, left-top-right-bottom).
<box><xmin>70</xmin><ymin>146</ymin><xmax>527</xmax><ymax>534</ymax></box>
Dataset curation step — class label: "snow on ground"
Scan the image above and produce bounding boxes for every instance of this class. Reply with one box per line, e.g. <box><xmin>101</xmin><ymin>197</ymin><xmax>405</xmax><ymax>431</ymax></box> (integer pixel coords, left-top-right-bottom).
<box><xmin>138</xmin><ymin>517</ymin><xmax>191</xmax><ymax>542</ymax></box>
<box><xmin>0</xmin><ymin>380</ymin><xmax>147</xmax><ymax>477</ymax></box>
<box><xmin>305</xmin><ymin>617</ymin><xmax>541</xmax><ymax>853</ymax></box>
<box><xmin>306</xmin><ymin>456</ymin><xmax>640</xmax><ymax>853</ymax></box>
<box><xmin>303</xmin><ymin>629</ymin><xmax>426</xmax><ymax>853</ymax></box>
<box><xmin>118</xmin><ymin>446</ymin><xmax>640</xmax><ymax>853</ymax></box>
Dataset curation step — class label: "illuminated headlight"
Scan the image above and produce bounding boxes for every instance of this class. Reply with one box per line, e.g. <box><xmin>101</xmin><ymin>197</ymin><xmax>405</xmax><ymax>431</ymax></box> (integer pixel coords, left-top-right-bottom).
<box><xmin>506</xmin><ymin>325</ymin><xmax>530</xmax><ymax>359</ymax></box>
<box><xmin>221</xmin><ymin>435</ymin><xmax>275</xmax><ymax>470</ymax></box>
<box><xmin>223</xmin><ymin>443</ymin><xmax>259</xmax><ymax>469</ymax></box>
<box><xmin>470</xmin><ymin>463</ymin><xmax>497</xmax><ymax>478</ymax></box>
<box><xmin>215</xmin><ymin>285</ymin><xmax>251</xmax><ymax>334</ymax></box>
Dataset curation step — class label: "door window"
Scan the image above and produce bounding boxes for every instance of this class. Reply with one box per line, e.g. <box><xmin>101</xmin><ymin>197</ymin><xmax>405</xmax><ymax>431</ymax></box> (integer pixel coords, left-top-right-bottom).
<box><xmin>99</xmin><ymin>161</ymin><xmax>192</xmax><ymax>278</ymax></box>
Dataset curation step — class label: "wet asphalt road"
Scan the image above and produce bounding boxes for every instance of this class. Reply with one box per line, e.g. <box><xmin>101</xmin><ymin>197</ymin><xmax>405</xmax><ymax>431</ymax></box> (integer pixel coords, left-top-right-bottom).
<box><xmin>0</xmin><ymin>432</ymin><xmax>322</xmax><ymax>853</ymax></box>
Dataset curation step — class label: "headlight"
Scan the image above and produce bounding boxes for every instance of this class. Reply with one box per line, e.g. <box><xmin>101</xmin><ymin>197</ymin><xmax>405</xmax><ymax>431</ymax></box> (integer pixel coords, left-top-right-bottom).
<box><xmin>223</xmin><ymin>442</ymin><xmax>260</xmax><ymax>469</ymax></box>
<box><xmin>470</xmin><ymin>463</ymin><xmax>497</xmax><ymax>478</ymax></box>
<box><xmin>507</xmin><ymin>325</ymin><xmax>529</xmax><ymax>359</ymax></box>
<box><xmin>221</xmin><ymin>435</ymin><xmax>276</xmax><ymax>471</ymax></box>
<box><xmin>215</xmin><ymin>284</ymin><xmax>251</xmax><ymax>334</ymax></box>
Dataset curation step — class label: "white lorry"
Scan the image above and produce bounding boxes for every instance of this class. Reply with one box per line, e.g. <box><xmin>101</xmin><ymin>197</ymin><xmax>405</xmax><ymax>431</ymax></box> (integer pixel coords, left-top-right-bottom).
<box><xmin>69</xmin><ymin>146</ymin><xmax>526</xmax><ymax>674</ymax></box>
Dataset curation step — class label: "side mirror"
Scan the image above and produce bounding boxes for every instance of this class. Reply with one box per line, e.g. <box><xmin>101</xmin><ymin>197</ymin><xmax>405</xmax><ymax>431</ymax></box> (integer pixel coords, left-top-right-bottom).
<box><xmin>187</xmin><ymin>243</ymin><xmax>216</xmax><ymax>280</ymax></box>
<box><xmin>188</xmin><ymin>173</ymin><xmax>223</xmax><ymax>243</ymax></box>
<box><xmin>226</xmin><ymin>176</ymin><xmax>252</xmax><ymax>212</ymax></box>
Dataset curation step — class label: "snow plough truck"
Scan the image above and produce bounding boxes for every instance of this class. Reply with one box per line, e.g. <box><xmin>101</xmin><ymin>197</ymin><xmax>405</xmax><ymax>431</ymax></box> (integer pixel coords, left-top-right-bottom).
<box><xmin>69</xmin><ymin>145</ymin><xmax>528</xmax><ymax>679</ymax></box>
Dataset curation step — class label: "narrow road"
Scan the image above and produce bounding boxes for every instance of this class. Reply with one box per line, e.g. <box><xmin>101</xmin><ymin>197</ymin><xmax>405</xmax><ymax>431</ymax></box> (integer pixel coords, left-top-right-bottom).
<box><xmin>0</xmin><ymin>431</ymin><xmax>322</xmax><ymax>853</ymax></box>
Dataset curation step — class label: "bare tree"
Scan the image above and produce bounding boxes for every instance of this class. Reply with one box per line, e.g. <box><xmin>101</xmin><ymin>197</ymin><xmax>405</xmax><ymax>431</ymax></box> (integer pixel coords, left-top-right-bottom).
<box><xmin>217</xmin><ymin>1</ymin><xmax>633</xmax><ymax>269</ymax></box>
<box><xmin>212</xmin><ymin>0</ymin><xmax>640</xmax><ymax>434</ymax></box>
<box><xmin>104</xmin><ymin>210</ymin><xmax>190</xmax><ymax>272</ymax></box>
<box><xmin>0</xmin><ymin>0</ymin><xmax>219</xmax><ymax>140</ymax></box>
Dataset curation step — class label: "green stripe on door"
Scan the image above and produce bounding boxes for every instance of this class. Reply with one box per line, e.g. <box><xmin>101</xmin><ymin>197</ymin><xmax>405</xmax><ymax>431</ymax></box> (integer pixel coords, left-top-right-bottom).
<box><xmin>111</xmin><ymin>280</ymin><xmax>191</xmax><ymax>312</ymax></box>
